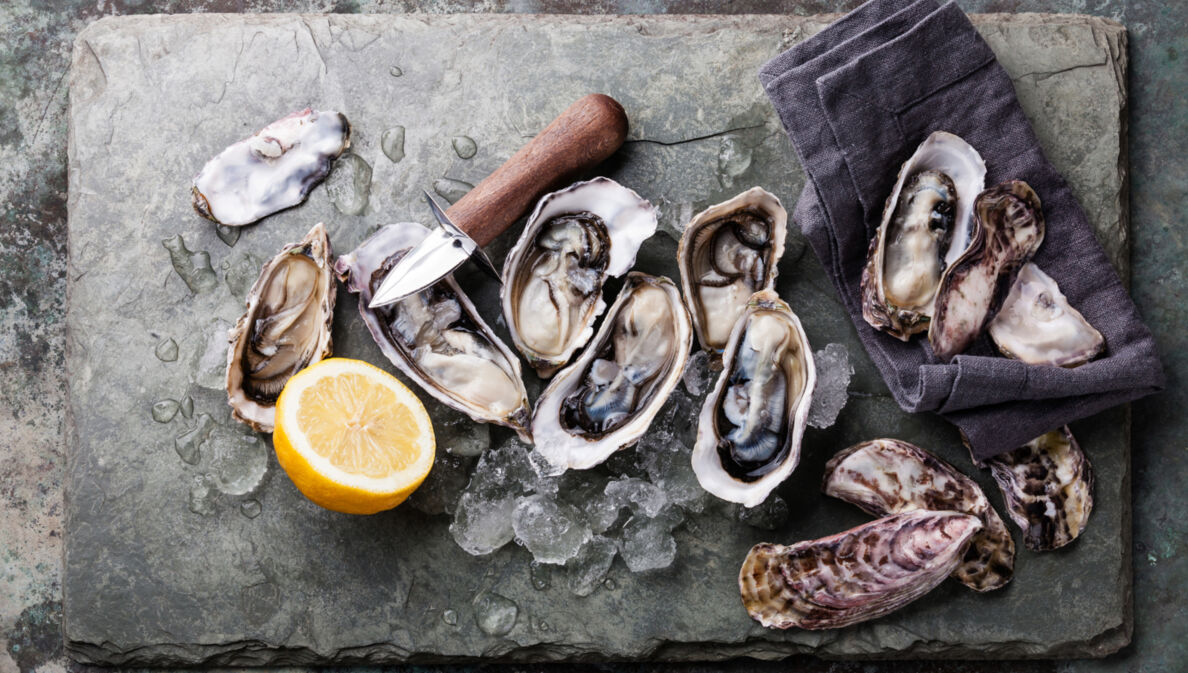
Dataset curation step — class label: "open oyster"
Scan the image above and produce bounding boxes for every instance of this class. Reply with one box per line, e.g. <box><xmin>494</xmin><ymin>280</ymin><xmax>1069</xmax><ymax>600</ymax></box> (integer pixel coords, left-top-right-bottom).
<box><xmin>739</xmin><ymin>510</ymin><xmax>982</xmax><ymax>630</ymax></box>
<box><xmin>692</xmin><ymin>290</ymin><xmax>815</xmax><ymax>507</ymax></box>
<box><xmin>988</xmin><ymin>262</ymin><xmax>1104</xmax><ymax>366</ymax></box>
<box><xmin>983</xmin><ymin>427</ymin><xmax>1094</xmax><ymax>551</ymax></box>
<box><xmin>226</xmin><ymin>222</ymin><xmax>335</xmax><ymax>432</ymax></box>
<box><xmin>532</xmin><ymin>272</ymin><xmax>691</xmax><ymax>470</ymax></box>
<box><xmin>929</xmin><ymin>180</ymin><xmax>1046</xmax><ymax>361</ymax></box>
<box><xmin>193</xmin><ymin>109</ymin><xmax>350</xmax><ymax>226</ymax></box>
<box><xmin>861</xmin><ymin>132</ymin><xmax>986</xmax><ymax>340</ymax></box>
<box><xmin>335</xmin><ymin>223</ymin><xmax>531</xmax><ymax>440</ymax></box>
<box><xmin>677</xmin><ymin>187</ymin><xmax>787</xmax><ymax>353</ymax></box>
<box><xmin>822</xmin><ymin>438</ymin><xmax>1014</xmax><ymax>592</ymax></box>
<box><xmin>501</xmin><ymin>178</ymin><xmax>658</xmax><ymax>377</ymax></box>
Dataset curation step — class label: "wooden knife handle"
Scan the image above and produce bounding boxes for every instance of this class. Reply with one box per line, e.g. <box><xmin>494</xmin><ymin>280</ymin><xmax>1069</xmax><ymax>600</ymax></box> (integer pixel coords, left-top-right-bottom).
<box><xmin>444</xmin><ymin>93</ymin><xmax>629</xmax><ymax>247</ymax></box>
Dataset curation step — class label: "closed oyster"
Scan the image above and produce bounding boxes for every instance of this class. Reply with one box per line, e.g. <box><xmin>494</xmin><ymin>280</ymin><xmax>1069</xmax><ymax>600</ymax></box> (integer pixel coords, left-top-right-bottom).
<box><xmin>739</xmin><ymin>510</ymin><xmax>982</xmax><ymax>630</ymax></box>
<box><xmin>193</xmin><ymin>109</ymin><xmax>350</xmax><ymax>226</ymax></box>
<box><xmin>226</xmin><ymin>222</ymin><xmax>335</xmax><ymax>432</ymax></box>
<box><xmin>983</xmin><ymin>427</ymin><xmax>1093</xmax><ymax>551</ymax></box>
<box><xmin>861</xmin><ymin>132</ymin><xmax>986</xmax><ymax>340</ymax></box>
<box><xmin>532</xmin><ymin>272</ymin><xmax>692</xmax><ymax>470</ymax></box>
<box><xmin>677</xmin><ymin>187</ymin><xmax>787</xmax><ymax>353</ymax></box>
<box><xmin>692</xmin><ymin>290</ymin><xmax>815</xmax><ymax>507</ymax></box>
<box><xmin>822</xmin><ymin>438</ymin><xmax>1014</xmax><ymax>592</ymax></box>
<box><xmin>989</xmin><ymin>262</ymin><xmax>1104</xmax><ymax>366</ymax></box>
<box><xmin>929</xmin><ymin>180</ymin><xmax>1045</xmax><ymax>361</ymax></box>
<box><xmin>501</xmin><ymin>178</ymin><xmax>658</xmax><ymax>377</ymax></box>
<box><xmin>335</xmin><ymin>223</ymin><xmax>531</xmax><ymax>439</ymax></box>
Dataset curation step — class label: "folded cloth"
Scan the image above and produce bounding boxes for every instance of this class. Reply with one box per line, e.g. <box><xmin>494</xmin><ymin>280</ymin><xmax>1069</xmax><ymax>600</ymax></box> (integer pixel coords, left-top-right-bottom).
<box><xmin>760</xmin><ymin>0</ymin><xmax>1164</xmax><ymax>460</ymax></box>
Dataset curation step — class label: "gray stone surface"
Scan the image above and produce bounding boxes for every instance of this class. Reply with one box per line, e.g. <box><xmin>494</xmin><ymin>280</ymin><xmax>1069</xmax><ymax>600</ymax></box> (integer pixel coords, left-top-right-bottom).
<box><xmin>63</xmin><ymin>13</ymin><xmax>1130</xmax><ymax>665</ymax></box>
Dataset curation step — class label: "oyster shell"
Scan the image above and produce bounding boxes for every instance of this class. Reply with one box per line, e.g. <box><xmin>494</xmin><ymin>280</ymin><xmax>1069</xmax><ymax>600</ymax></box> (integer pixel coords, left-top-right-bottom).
<box><xmin>929</xmin><ymin>180</ymin><xmax>1046</xmax><ymax>361</ymax></box>
<box><xmin>822</xmin><ymin>438</ymin><xmax>1014</xmax><ymax>592</ymax></box>
<box><xmin>692</xmin><ymin>290</ymin><xmax>815</xmax><ymax>507</ymax></box>
<box><xmin>532</xmin><ymin>272</ymin><xmax>692</xmax><ymax>470</ymax></box>
<box><xmin>861</xmin><ymin>132</ymin><xmax>986</xmax><ymax>340</ymax></box>
<box><xmin>193</xmin><ymin>109</ymin><xmax>350</xmax><ymax>226</ymax></box>
<box><xmin>983</xmin><ymin>426</ymin><xmax>1094</xmax><ymax>551</ymax></box>
<box><xmin>501</xmin><ymin>178</ymin><xmax>658</xmax><ymax>377</ymax></box>
<box><xmin>677</xmin><ymin>187</ymin><xmax>787</xmax><ymax>353</ymax></box>
<box><xmin>226</xmin><ymin>222</ymin><xmax>335</xmax><ymax>432</ymax></box>
<box><xmin>988</xmin><ymin>262</ymin><xmax>1104</xmax><ymax>366</ymax></box>
<box><xmin>335</xmin><ymin>223</ymin><xmax>531</xmax><ymax>439</ymax></box>
<box><xmin>739</xmin><ymin>510</ymin><xmax>982</xmax><ymax>630</ymax></box>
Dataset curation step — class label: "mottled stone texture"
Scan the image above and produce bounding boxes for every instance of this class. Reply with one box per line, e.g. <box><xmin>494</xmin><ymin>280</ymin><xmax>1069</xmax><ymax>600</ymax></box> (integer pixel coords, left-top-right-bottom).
<box><xmin>64</xmin><ymin>13</ymin><xmax>1129</xmax><ymax>665</ymax></box>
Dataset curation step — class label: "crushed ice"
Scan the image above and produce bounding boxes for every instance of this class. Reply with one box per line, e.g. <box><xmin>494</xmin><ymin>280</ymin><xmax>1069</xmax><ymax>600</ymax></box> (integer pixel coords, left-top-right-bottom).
<box><xmin>808</xmin><ymin>342</ymin><xmax>853</xmax><ymax>429</ymax></box>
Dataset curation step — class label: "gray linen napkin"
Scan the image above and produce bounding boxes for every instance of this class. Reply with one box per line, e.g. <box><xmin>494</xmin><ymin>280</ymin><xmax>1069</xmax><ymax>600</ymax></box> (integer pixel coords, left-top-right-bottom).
<box><xmin>760</xmin><ymin>0</ymin><xmax>1164</xmax><ymax>460</ymax></box>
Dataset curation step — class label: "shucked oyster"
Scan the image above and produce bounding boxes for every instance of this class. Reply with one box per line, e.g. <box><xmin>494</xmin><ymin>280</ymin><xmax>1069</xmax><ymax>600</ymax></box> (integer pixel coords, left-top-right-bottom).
<box><xmin>989</xmin><ymin>262</ymin><xmax>1104</xmax><ymax>366</ymax></box>
<box><xmin>692</xmin><ymin>290</ymin><xmax>815</xmax><ymax>507</ymax></box>
<box><xmin>226</xmin><ymin>222</ymin><xmax>335</xmax><ymax>432</ymax></box>
<box><xmin>532</xmin><ymin>272</ymin><xmax>692</xmax><ymax>470</ymax></box>
<box><xmin>982</xmin><ymin>427</ymin><xmax>1094</xmax><ymax>551</ymax></box>
<box><xmin>677</xmin><ymin>187</ymin><xmax>787</xmax><ymax>353</ymax></box>
<box><xmin>501</xmin><ymin>178</ymin><xmax>658</xmax><ymax>377</ymax></box>
<box><xmin>861</xmin><ymin>132</ymin><xmax>986</xmax><ymax>340</ymax></box>
<box><xmin>822</xmin><ymin>438</ymin><xmax>1014</xmax><ymax>592</ymax></box>
<box><xmin>335</xmin><ymin>223</ymin><xmax>531</xmax><ymax>439</ymax></box>
<box><xmin>930</xmin><ymin>180</ymin><xmax>1045</xmax><ymax>361</ymax></box>
<box><xmin>739</xmin><ymin>510</ymin><xmax>982</xmax><ymax>630</ymax></box>
<box><xmin>193</xmin><ymin>109</ymin><xmax>350</xmax><ymax>226</ymax></box>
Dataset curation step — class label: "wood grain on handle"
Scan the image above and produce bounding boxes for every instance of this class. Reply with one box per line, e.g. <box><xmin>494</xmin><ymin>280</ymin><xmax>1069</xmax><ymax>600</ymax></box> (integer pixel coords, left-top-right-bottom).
<box><xmin>444</xmin><ymin>94</ymin><xmax>628</xmax><ymax>247</ymax></box>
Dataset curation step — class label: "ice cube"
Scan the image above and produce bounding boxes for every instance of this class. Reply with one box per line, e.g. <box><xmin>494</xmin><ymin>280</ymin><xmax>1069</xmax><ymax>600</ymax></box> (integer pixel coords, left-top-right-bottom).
<box><xmin>808</xmin><ymin>342</ymin><xmax>853</xmax><ymax>429</ymax></box>
<box><xmin>604</xmin><ymin>477</ymin><xmax>666</xmax><ymax>517</ymax></box>
<box><xmin>566</xmin><ymin>536</ymin><xmax>618</xmax><ymax>597</ymax></box>
<box><xmin>617</xmin><ymin>513</ymin><xmax>678</xmax><ymax>572</ymax></box>
<box><xmin>512</xmin><ymin>494</ymin><xmax>591</xmax><ymax>565</ymax></box>
<box><xmin>407</xmin><ymin>452</ymin><xmax>474</xmax><ymax>516</ymax></box>
<box><xmin>449</xmin><ymin>491</ymin><xmax>515</xmax><ymax>555</ymax></box>
<box><xmin>681</xmin><ymin>349</ymin><xmax>713</xmax><ymax>396</ymax></box>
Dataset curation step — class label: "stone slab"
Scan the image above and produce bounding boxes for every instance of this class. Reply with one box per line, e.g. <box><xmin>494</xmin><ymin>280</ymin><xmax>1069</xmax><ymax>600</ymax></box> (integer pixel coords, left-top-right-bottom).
<box><xmin>64</xmin><ymin>13</ymin><xmax>1130</xmax><ymax>665</ymax></box>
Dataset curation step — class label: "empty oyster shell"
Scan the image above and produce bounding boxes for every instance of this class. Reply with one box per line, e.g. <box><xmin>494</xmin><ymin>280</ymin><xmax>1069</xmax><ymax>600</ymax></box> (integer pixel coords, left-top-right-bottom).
<box><xmin>532</xmin><ymin>272</ymin><xmax>692</xmax><ymax>470</ymax></box>
<box><xmin>983</xmin><ymin>426</ymin><xmax>1094</xmax><ymax>551</ymax></box>
<box><xmin>677</xmin><ymin>187</ymin><xmax>787</xmax><ymax>353</ymax></box>
<box><xmin>822</xmin><ymin>438</ymin><xmax>1014</xmax><ymax>592</ymax></box>
<box><xmin>988</xmin><ymin>262</ymin><xmax>1105</xmax><ymax>366</ymax></box>
<box><xmin>226</xmin><ymin>222</ymin><xmax>335</xmax><ymax>432</ymax></box>
<box><xmin>335</xmin><ymin>223</ymin><xmax>531</xmax><ymax>440</ymax></box>
<box><xmin>193</xmin><ymin>109</ymin><xmax>350</xmax><ymax>226</ymax></box>
<box><xmin>501</xmin><ymin>177</ymin><xmax>658</xmax><ymax>377</ymax></box>
<box><xmin>861</xmin><ymin>132</ymin><xmax>986</xmax><ymax>340</ymax></box>
<box><xmin>739</xmin><ymin>510</ymin><xmax>982</xmax><ymax>630</ymax></box>
<box><xmin>929</xmin><ymin>180</ymin><xmax>1045</xmax><ymax>361</ymax></box>
<box><xmin>692</xmin><ymin>290</ymin><xmax>815</xmax><ymax>507</ymax></box>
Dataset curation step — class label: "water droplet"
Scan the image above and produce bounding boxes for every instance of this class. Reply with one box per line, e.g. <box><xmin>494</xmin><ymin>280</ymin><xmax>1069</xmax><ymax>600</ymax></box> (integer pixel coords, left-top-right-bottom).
<box><xmin>433</xmin><ymin>178</ymin><xmax>473</xmax><ymax>205</ymax></box>
<box><xmin>441</xmin><ymin>608</ymin><xmax>458</xmax><ymax>626</ymax></box>
<box><xmin>389</xmin><ymin>65</ymin><xmax>403</xmax><ymax>77</ymax></box>
<box><xmin>717</xmin><ymin>134</ymin><xmax>753</xmax><ymax>189</ymax></box>
<box><xmin>538</xmin><ymin>619</ymin><xmax>550</xmax><ymax>632</ymax></box>
<box><xmin>602</xmin><ymin>577</ymin><xmax>617</xmax><ymax>590</ymax></box>
<box><xmin>240</xmin><ymin>499</ymin><xmax>262</xmax><ymax>519</ymax></box>
<box><xmin>162</xmin><ymin>234</ymin><xmax>218</xmax><ymax>294</ymax></box>
<box><xmin>154</xmin><ymin>337</ymin><xmax>179</xmax><ymax>362</ymax></box>
<box><xmin>473</xmin><ymin>592</ymin><xmax>517</xmax><ymax>637</ymax></box>
<box><xmin>381</xmin><ymin>126</ymin><xmax>406</xmax><ymax>163</ymax></box>
<box><xmin>174</xmin><ymin>412</ymin><xmax>215</xmax><ymax>465</ymax></box>
<box><xmin>180</xmin><ymin>396</ymin><xmax>194</xmax><ymax>419</ymax></box>
<box><xmin>208</xmin><ymin>426</ymin><xmax>269</xmax><ymax>496</ymax></box>
<box><xmin>152</xmin><ymin>399</ymin><xmax>180</xmax><ymax>423</ymax></box>
<box><xmin>452</xmin><ymin>135</ymin><xmax>477</xmax><ymax>159</ymax></box>
<box><xmin>529</xmin><ymin>561</ymin><xmax>551</xmax><ymax>591</ymax></box>
<box><xmin>215</xmin><ymin>224</ymin><xmax>241</xmax><ymax>247</ymax></box>
<box><xmin>325</xmin><ymin>153</ymin><xmax>372</xmax><ymax>216</ymax></box>
<box><xmin>188</xmin><ymin>474</ymin><xmax>215</xmax><ymax>515</ymax></box>
<box><xmin>225</xmin><ymin>253</ymin><xmax>261</xmax><ymax>299</ymax></box>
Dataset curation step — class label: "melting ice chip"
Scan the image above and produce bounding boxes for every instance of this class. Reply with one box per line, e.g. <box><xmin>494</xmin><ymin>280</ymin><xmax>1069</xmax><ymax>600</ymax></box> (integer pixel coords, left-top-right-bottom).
<box><xmin>808</xmin><ymin>342</ymin><xmax>853</xmax><ymax>429</ymax></box>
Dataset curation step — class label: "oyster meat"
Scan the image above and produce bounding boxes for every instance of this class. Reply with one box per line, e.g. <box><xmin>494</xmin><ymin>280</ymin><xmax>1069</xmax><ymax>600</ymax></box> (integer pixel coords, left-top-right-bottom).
<box><xmin>861</xmin><ymin>132</ymin><xmax>986</xmax><ymax>340</ymax></box>
<box><xmin>739</xmin><ymin>510</ymin><xmax>982</xmax><ymax>630</ymax></box>
<box><xmin>226</xmin><ymin>222</ymin><xmax>335</xmax><ymax>432</ymax></box>
<box><xmin>692</xmin><ymin>290</ymin><xmax>815</xmax><ymax>507</ymax></box>
<box><xmin>822</xmin><ymin>438</ymin><xmax>1014</xmax><ymax>592</ymax></box>
<box><xmin>983</xmin><ymin>426</ymin><xmax>1094</xmax><ymax>551</ymax></box>
<box><xmin>501</xmin><ymin>178</ymin><xmax>658</xmax><ymax>377</ymax></box>
<box><xmin>677</xmin><ymin>187</ymin><xmax>787</xmax><ymax>353</ymax></box>
<box><xmin>193</xmin><ymin>109</ymin><xmax>350</xmax><ymax>226</ymax></box>
<box><xmin>930</xmin><ymin>180</ymin><xmax>1045</xmax><ymax>361</ymax></box>
<box><xmin>988</xmin><ymin>262</ymin><xmax>1105</xmax><ymax>366</ymax></box>
<box><xmin>335</xmin><ymin>223</ymin><xmax>532</xmax><ymax>439</ymax></box>
<box><xmin>532</xmin><ymin>272</ymin><xmax>692</xmax><ymax>470</ymax></box>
